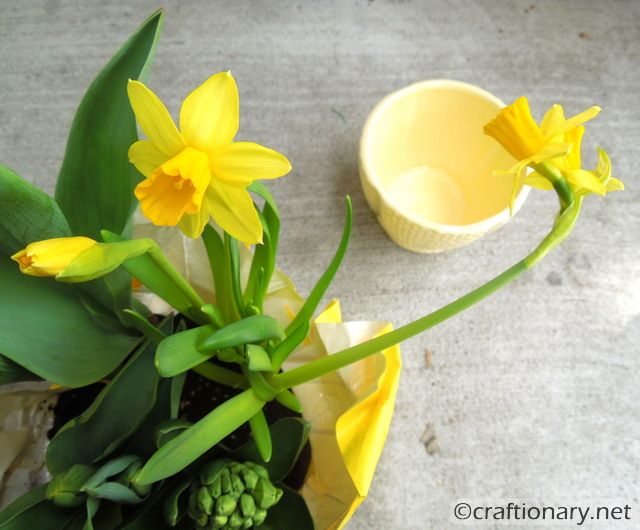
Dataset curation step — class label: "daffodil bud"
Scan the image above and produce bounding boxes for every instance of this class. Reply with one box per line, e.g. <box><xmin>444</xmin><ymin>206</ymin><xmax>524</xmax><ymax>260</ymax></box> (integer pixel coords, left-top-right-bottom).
<box><xmin>169</xmin><ymin>459</ymin><xmax>282</xmax><ymax>529</ymax></box>
<box><xmin>11</xmin><ymin>237</ymin><xmax>97</xmax><ymax>277</ymax></box>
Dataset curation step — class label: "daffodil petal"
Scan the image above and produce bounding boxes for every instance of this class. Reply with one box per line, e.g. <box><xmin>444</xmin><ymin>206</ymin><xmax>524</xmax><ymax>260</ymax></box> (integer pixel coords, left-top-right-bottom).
<box><xmin>531</xmin><ymin>143</ymin><xmax>572</xmax><ymax>164</ymax></box>
<box><xmin>566</xmin><ymin>169</ymin><xmax>607</xmax><ymax>195</ymax></box>
<box><xmin>127</xmin><ymin>80</ymin><xmax>186</xmax><ymax>157</ymax></box>
<box><xmin>210</xmin><ymin>142</ymin><xmax>292</xmax><ymax>186</ymax></box>
<box><xmin>205</xmin><ymin>181</ymin><xmax>262</xmax><ymax>245</ymax></box>
<box><xmin>540</xmin><ymin>104</ymin><xmax>565</xmax><ymax>137</ymax></box>
<box><xmin>563</xmin><ymin>126</ymin><xmax>584</xmax><ymax>170</ymax></box>
<box><xmin>594</xmin><ymin>147</ymin><xmax>611</xmax><ymax>180</ymax></box>
<box><xmin>559</xmin><ymin>106</ymin><xmax>601</xmax><ymax>134</ymax></box>
<box><xmin>178</xmin><ymin>207</ymin><xmax>210</xmax><ymax>239</ymax></box>
<box><xmin>180</xmin><ymin>71</ymin><xmax>239</xmax><ymax>151</ymax></box>
<box><xmin>128</xmin><ymin>140</ymin><xmax>168</xmax><ymax>177</ymax></box>
<box><xmin>524</xmin><ymin>172</ymin><xmax>554</xmax><ymax>190</ymax></box>
<box><xmin>606</xmin><ymin>177</ymin><xmax>625</xmax><ymax>192</ymax></box>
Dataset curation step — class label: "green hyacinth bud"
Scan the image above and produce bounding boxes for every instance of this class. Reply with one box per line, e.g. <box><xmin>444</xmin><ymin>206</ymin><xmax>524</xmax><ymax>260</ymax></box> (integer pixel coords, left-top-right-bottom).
<box><xmin>169</xmin><ymin>459</ymin><xmax>283</xmax><ymax>529</ymax></box>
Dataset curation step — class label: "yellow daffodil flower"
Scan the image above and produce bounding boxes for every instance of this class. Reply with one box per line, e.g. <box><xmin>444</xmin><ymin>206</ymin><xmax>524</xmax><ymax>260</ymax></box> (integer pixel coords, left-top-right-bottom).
<box><xmin>127</xmin><ymin>72</ymin><xmax>291</xmax><ymax>244</ymax></box>
<box><xmin>11</xmin><ymin>237</ymin><xmax>97</xmax><ymax>277</ymax></box>
<box><xmin>484</xmin><ymin>96</ymin><xmax>623</xmax><ymax>204</ymax></box>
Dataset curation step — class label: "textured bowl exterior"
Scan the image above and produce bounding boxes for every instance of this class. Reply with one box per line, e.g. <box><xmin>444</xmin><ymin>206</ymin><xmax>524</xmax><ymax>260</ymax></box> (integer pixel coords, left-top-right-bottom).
<box><xmin>358</xmin><ymin>161</ymin><xmax>505</xmax><ymax>253</ymax></box>
<box><xmin>359</xmin><ymin>79</ymin><xmax>528</xmax><ymax>254</ymax></box>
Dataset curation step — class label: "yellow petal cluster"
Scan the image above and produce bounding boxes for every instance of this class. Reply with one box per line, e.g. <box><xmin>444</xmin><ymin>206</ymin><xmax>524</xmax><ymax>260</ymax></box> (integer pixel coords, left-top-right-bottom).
<box><xmin>484</xmin><ymin>96</ymin><xmax>623</xmax><ymax>203</ymax></box>
<box><xmin>127</xmin><ymin>72</ymin><xmax>291</xmax><ymax>244</ymax></box>
<box><xmin>11</xmin><ymin>237</ymin><xmax>97</xmax><ymax>277</ymax></box>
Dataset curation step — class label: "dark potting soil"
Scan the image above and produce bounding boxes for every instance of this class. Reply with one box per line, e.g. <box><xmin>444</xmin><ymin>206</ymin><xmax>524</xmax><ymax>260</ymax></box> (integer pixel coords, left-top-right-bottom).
<box><xmin>49</xmin><ymin>370</ymin><xmax>311</xmax><ymax>491</ymax></box>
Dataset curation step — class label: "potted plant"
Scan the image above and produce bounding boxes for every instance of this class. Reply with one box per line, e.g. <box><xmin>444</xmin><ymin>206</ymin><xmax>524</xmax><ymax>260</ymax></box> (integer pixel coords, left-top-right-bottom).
<box><xmin>0</xmin><ymin>9</ymin><xmax>622</xmax><ymax>530</ymax></box>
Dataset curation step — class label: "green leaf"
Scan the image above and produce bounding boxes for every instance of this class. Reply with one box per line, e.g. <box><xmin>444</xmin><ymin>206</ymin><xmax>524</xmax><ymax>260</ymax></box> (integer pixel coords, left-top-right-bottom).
<box><xmin>156</xmin><ymin>316</ymin><xmax>284</xmax><ymax>378</ymax></box>
<box><xmin>271</xmin><ymin>320</ymin><xmax>310</xmax><ymax>372</ymax></box>
<box><xmin>0</xmin><ymin>257</ymin><xmax>138</xmax><ymax>387</ymax></box>
<box><xmin>256</xmin><ymin>485</ymin><xmax>315</xmax><ymax>530</ymax></box>
<box><xmin>116</xmin><ymin>479</ymin><xmax>185</xmax><ymax>530</ymax></box>
<box><xmin>127</xmin><ymin>377</ymin><xmax>177</xmax><ymax>458</ymax></box>
<box><xmin>82</xmin><ymin>455</ymin><xmax>140</xmax><ymax>490</ymax></box>
<box><xmin>46</xmin><ymin>327</ymin><xmax>166</xmax><ymax>474</ymax></box>
<box><xmin>135</xmin><ymin>389</ymin><xmax>266</xmax><ymax>485</ymax></box>
<box><xmin>55</xmin><ymin>10</ymin><xmax>164</xmax><ymax>240</ymax></box>
<box><xmin>0</xmin><ymin>164</ymin><xmax>71</xmax><ymax>257</ymax></box>
<box><xmin>233</xmin><ymin>418</ymin><xmax>310</xmax><ymax>483</ymax></box>
<box><xmin>200</xmin><ymin>315</ymin><xmax>284</xmax><ymax>353</ymax></box>
<box><xmin>246</xmin><ymin>183</ymin><xmax>280</xmax><ymax>309</ymax></box>
<box><xmin>82</xmin><ymin>497</ymin><xmax>100</xmax><ymax>530</ymax></box>
<box><xmin>85</xmin><ymin>483</ymin><xmax>142</xmax><ymax>504</ymax></box>
<box><xmin>0</xmin><ymin>354</ymin><xmax>40</xmax><ymax>384</ymax></box>
<box><xmin>274</xmin><ymin>389</ymin><xmax>303</xmax><ymax>413</ymax></box>
<box><xmin>0</xmin><ymin>165</ymin><xmax>127</xmax><ymax>319</ymax></box>
<box><xmin>155</xmin><ymin>325</ymin><xmax>217</xmax><ymax>377</ymax></box>
<box><xmin>248</xmin><ymin>410</ymin><xmax>272</xmax><ymax>463</ymax></box>
<box><xmin>247</xmin><ymin>345</ymin><xmax>273</xmax><ymax>372</ymax></box>
<box><xmin>286</xmin><ymin>196</ymin><xmax>352</xmax><ymax>335</ymax></box>
<box><xmin>162</xmin><ymin>476</ymin><xmax>193</xmax><ymax>527</ymax></box>
<box><xmin>0</xmin><ymin>485</ymin><xmax>80</xmax><ymax>530</ymax></box>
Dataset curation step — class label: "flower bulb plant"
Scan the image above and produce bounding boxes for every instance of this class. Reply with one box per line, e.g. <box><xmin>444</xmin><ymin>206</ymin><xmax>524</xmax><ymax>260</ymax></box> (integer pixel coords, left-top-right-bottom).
<box><xmin>0</xmin><ymin>9</ymin><xmax>624</xmax><ymax>530</ymax></box>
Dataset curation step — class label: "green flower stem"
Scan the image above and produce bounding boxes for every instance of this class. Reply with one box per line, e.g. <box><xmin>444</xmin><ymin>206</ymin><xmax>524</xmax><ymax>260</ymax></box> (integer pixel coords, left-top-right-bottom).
<box><xmin>202</xmin><ymin>226</ymin><xmax>240</xmax><ymax>324</ymax></box>
<box><xmin>533</xmin><ymin>162</ymin><xmax>575</xmax><ymax>209</ymax></box>
<box><xmin>270</xmin><ymin>196</ymin><xmax>581</xmax><ymax>390</ymax></box>
<box><xmin>147</xmin><ymin>248</ymin><xmax>206</xmax><ymax>318</ymax></box>
<box><xmin>192</xmin><ymin>361</ymin><xmax>248</xmax><ymax>389</ymax></box>
<box><xmin>224</xmin><ymin>233</ymin><xmax>244</xmax><ymax>320</ymax></box>
<box><xmin>269</xmin><ymin>260</ymin><xmax>527</xmax><ymax>389</ymax></box>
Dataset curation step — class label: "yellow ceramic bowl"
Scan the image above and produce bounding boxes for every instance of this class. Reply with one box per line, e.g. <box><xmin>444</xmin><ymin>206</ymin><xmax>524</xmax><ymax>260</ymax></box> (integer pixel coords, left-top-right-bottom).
<box><xmin>359</xmin><ymin>80</ymin><xmax>529</xmax><ymax>253</ymax></box>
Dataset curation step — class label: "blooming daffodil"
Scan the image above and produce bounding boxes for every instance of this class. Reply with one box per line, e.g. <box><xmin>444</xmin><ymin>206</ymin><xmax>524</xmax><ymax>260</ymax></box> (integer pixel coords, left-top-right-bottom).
<box><xmin>127</xmin><ymin>72</ymin><xmax>291</xmax><ymax>244</ymax></box>
<box><xmin>483</xmin><ymin>96</ymin><xmax>622</xmax><ymax>206</ymax></box>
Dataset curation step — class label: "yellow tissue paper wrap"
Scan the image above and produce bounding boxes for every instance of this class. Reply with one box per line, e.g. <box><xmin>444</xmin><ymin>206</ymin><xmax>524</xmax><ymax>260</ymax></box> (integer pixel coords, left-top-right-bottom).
<box><xmin>132</xmin><ymin>216</ymin><xmax>403</xmax><ymax>528</ymax></box>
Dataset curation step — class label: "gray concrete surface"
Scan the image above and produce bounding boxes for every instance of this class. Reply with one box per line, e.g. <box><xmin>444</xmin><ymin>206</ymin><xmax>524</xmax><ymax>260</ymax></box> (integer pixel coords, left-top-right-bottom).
<box><xmin>1</xmin><ymin>1</ymin><xmax>639</xmax><ymax>528</ymax></box>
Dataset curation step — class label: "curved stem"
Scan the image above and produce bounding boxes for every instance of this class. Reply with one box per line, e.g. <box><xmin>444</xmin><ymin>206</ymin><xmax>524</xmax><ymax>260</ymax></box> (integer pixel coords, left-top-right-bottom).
<box><xmin>270</xmin><ymin>260</ymin><xmax>526</xmax><ymax>389</ymax></box>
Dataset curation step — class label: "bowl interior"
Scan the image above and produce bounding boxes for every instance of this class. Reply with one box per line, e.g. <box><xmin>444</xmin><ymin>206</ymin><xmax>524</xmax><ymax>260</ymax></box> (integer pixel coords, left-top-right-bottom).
<box><xmin>364</xmin><ymin>81</ymin><xmax>519</xmax><ymax>226</ymax></box>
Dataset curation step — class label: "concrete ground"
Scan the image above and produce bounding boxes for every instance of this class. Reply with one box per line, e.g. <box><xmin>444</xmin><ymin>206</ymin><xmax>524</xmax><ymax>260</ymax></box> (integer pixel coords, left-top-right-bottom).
<box><xmin>1</xmin><ymin>1</ymin><xmax>638</xmax><ymax>528</ymax></box>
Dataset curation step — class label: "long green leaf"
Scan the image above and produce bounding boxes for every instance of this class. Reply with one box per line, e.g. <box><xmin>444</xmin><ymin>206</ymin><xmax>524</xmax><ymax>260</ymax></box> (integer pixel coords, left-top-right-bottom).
<box><xmin>0</xmin><ymin>257</ymin><xmax>138</xmax><ymax>387</ymax></box>
<box><xmin>155</xmin><ymin>325</ymin><xmax>216</xmax><ymax>377</ymax></box>
<box><xmin>0</xmin><ymin>485</ymin><xmax>79</xmax><ymax>530</ymax></box>
<box><xmin>286</xmin><ymin>196</ymin><xmax>352</xmax><ymax>334</ymax></box>
<box><xmin>135</xmin><ymin>389</ymin><xmax>265</xmax><ymax>485</ymax></box>
<box><xmin>0</xmin><ymin>164</ymin><xmax>71</xmax><ymax>256</ymax></box>
<box><xmin>200</xmin><ymin>315</ymin><xmax>284</xmax><ymax>352</ymax></box>
<box><xmin>232</xmin><ymin>418</ymin><xmax>310</xmax><ymax>483</ymax></box>
<box><xmin>0</xmin><ymin>354</ymin><xmax>40</xmax><ymax>385</ymax></box>
<box><xmin>55</xmin><ymin>10</ymin><xmax>164</xmax><ymax>240</ymax></box>
<box><xmin>246</xmin><ymin>183</ymin><xmax>280</xmax><ymax>308</ymax></box>
<box><xmin>0</xmin><ymin>165</ymin><xmax>129</xmax><ymax>321</ymax></box>
<box><xmin>248</xmin><ymin>410</ymin><xmax>272</xmax><ymax>462</ymax></box>
<box><xmin>46</xmin><ymin>328</ymin><xmax>166</xmax><ymax>474</ymax></box>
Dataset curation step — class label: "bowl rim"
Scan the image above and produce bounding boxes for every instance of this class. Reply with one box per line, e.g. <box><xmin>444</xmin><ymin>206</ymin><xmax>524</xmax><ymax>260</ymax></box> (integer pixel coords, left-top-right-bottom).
<box><xmin>359</xmin><ymin>79</ymin><xmax>530</xmax><ymax>235</ymax></box>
